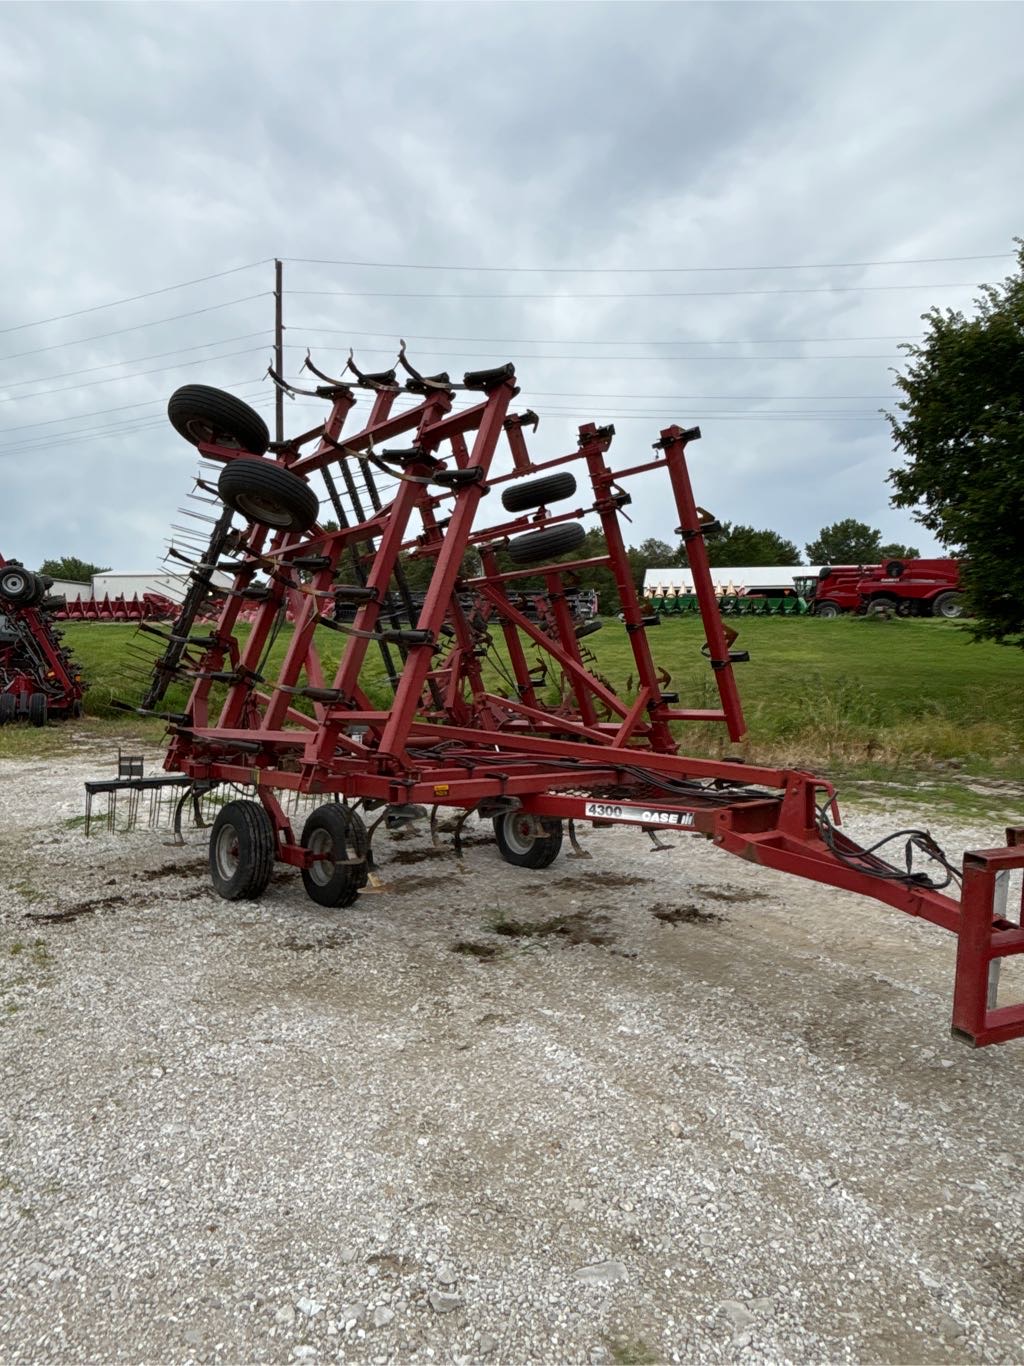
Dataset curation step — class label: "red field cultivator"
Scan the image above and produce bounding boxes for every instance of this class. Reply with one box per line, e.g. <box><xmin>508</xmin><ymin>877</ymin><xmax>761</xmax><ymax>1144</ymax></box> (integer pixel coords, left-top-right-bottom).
<box><xmin>0</xmin><ymin>559</ymin><xmax>86</xmax><ymax>724</ymax></box>
<box><xmin>111</xmin><ymin>352</ymin><xmax>1023</xmax><ymax>1046</ymax></box>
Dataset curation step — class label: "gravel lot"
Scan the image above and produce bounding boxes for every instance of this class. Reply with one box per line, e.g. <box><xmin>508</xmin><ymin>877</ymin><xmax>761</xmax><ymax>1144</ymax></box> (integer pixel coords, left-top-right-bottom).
<box><xmin>2</xmin><ymin>736</ymin><xmax>1024</xmax><ymax>1364</ymax></box>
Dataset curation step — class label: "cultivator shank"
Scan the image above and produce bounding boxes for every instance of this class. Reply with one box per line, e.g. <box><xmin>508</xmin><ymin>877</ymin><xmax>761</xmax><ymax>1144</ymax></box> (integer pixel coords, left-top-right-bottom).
<box><xmin>104</xmin><ymin>351</ymin><xmax>1024</xmax><ymax>1046</ymax></box>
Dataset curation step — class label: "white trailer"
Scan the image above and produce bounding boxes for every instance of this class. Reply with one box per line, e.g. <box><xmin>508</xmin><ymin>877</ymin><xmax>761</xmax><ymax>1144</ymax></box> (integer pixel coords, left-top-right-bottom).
<box><xmin>91</xmin><ymin>571</ymin><xmax>234</xmax><ymax>604</ymax></box>
<box><xmin>643</xmin><ymin>566</ymin><xmax>823</xmax><ymax>596</ymax></box>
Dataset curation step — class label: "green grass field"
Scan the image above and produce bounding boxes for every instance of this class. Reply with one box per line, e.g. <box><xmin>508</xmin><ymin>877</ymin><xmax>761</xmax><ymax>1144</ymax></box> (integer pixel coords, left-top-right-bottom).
<box><xmin>33</xmin><ymin>613</ymin><xmax>1021</xmax><ymax>775</ymax></box>
<box><xmin>2</xmin><ymin>613</ymin><xmax>1019</xmax><ymax>824</ymax></box>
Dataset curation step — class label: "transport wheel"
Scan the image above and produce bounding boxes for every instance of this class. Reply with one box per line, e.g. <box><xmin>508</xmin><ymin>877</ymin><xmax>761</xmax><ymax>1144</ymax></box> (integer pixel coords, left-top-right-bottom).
<box><xmin>0</xmin><ymin>565</ymin><xmax>34</xmax><ymax>605</ymax></box>
<box><xmin>27</xmin><ymin>693</ymin><xmax>48</xmax><ymax>727</ymax></box>
<box><xmin>300</xmin><ymin>804</ymin><xmax>368</xmax><ymax>908</ymax></box>
<box><xmin>167</xmin><ymin>385</ymin><xmax>270</xmax><ymax>455</ymax></box>
<box><xmin>865</xmin><ymin>598</ymin><xmax>895</xmax><ymax>617</ymax></box>
<box><xmin>501</xmin><ymin>471</ymin><xmax>578</xmax><ymax>513</ymax></box>
<box><xmin>218</xmin><ymin>458</ymin><xmax>320</xmax><ymax>532</ymax></box>
<box><xmin>0</xmin><ymin>694</ymin><xmax>15</xmax><ymax>724</ymax></box>
<box><xmin>208</xmin><ymin>800</ymin><xmax>276</xmax><ymax>901</ymax></box>
<box><xmin>814</xmin><ymin>601</ymin><xmax>841</xmax><ymax>618</ymax></box>
<box><xmin>507</xmin><ymin>522</ymin><xmax>587</xmax><ymax>566</ymax></box>
<box><xmin>575</xmin><ymin>619</ymin><xmax>603</xmax><ymax>638</ymax></box>
<box><xmin>931</xmin><ymin>591</ymin><xmax>964</xmax><ymax>619</ymax></box>
<box><xmin>493</xmin><ymin>811</ymin><xmax>563</xmax><ymax>869</ymax></box>
<box><xmin>24</xmin><ymin>573</ymin><xmax>47</xmax><ymax>608</ymax></box>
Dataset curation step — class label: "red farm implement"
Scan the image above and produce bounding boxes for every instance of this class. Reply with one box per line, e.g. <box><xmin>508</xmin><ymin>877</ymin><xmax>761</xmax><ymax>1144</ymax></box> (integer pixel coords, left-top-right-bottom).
<box><xmin>108</xmin><ymin>354</ymin><xmax>1024</xmax><ymax>1047</ymax></box>
<box><xmin>0</xmin><ymin>559</ymin><xmax>86</xmax><ymax>724</ymax></box>
<box><xmin>55</xmin><ymin>591</ymin><xmax>178</xmax><ymax>624</ymax></box>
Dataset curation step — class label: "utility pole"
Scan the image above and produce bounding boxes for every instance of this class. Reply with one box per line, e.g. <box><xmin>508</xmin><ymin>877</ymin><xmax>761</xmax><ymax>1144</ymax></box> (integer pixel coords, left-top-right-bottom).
<box><xmin>274</xmin><ymin>258</ymin><xmax>284</xmax><ymax>444</ymax></box>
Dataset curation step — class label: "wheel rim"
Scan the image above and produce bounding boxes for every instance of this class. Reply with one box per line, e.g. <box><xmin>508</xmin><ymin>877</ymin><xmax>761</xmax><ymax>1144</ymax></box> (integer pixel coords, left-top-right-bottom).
<box><xmin>503</xmin><ymin>813</ymin><xmax>538</xmax><ymax>855</ymax></box>
<box><xmin>940</xmin><ymin>600</ymin><xmax>962</xmax><ymax>618</ymax></box>
<box><xmin>214</xmin><ymin>823</ymin><xmax>241</xmax><ymax>880</ymax></box>
<box><xmin>2</xmin><ymin>572</ymin><xmax>26</xmax><ymax>596</ymax></box>
<box><xmin>306</xmin><ymin>828</ymin><xmax>337</xmax><ymax>886</ymax></box>
<box><xmin>185</xmin><ymin>417</ymin><xmax>243</xmax><ymax>449</ymax></box>
<box><xmin>235</xmin><ymin>491</ymin><xmax>293</xmax><ymax>527</ymax></box>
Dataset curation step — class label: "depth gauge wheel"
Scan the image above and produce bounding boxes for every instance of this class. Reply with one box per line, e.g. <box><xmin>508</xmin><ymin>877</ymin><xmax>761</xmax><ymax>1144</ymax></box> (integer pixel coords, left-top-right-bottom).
<box><xmin>167</xmin><ymin>385</ymin><xmax>270</xmax><ymax>455</ymax></box>
<box><xmin>507</xmin><ymin>522</ymin><xmax>587</xmax><ymax>566</ymax></box>
<box><xmin>27</xmin><ymin>693</ymin><xmax>48</xmax><ymax>727</ymax></box>
<box><xmin>300</xmin><ymin>804</ymin><xmax>368</xmax><ymax>908</ymax></box>
<box><xmin>501</xmin><ymin>472</ymin><xmax>578</xmax><ymax>513</ymax></box>
<box><xmin>218</xmin><ymin>459</ymin><xmax>320</xmax><ymax>532</ymax></box>
<box><xmin>493</xmin><ymin>811</ymin><xmax>563</xmax><ymax>869</ymax></box>
<box><xmin>208</xmin><ymin>800</ymin><xmax>276</xmax><ymax>901</ymax></box>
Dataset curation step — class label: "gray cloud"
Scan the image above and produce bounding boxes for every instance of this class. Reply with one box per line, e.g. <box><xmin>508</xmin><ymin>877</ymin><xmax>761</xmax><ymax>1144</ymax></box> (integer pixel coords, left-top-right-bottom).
<box><xmin>1</xmin><ymin>0</ymin><xmax>1021</xmax><ymax>570</ymax></box>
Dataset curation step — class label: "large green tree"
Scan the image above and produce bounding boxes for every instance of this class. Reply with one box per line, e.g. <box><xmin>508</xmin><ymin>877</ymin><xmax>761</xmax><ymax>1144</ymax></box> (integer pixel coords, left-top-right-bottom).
<box><xmin>805</xmin><ymin>518</ymin><xmax>884</xmax><ymax>565</ymax></box>
<box><xmin>702</xmin><ymin>522</ymin><xmax>800</xmax><ymax>567</ymax></box>
<box><xmin>38</xmin><ymin>556</ymin><xmax>109</xmax><ymax>583</ymax></box>
<box><xmin>887</xmin><ymin>243</ymin><xmax>1024</xmax><ymax>645</ymax></box>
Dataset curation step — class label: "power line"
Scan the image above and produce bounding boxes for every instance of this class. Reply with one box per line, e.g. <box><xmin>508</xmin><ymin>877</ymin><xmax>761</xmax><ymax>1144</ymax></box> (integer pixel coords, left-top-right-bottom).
<box><xmin>0</xmin><ymin>294</ymin><xmax>270</xmax><ymax>364</ymax></box>
<box><xmin>297</xmin><ymin>344</ymin><xmax>901</xmax><ymax>363</ymax></box>
<box><xmin>0</xmin><ymin>346</ymin><xmax>270</xmax><ymax>405</ymax></box>
<box><xmin>0</xmin><ymin>375</ymin><xmax>269</xmax><ymax>437</ymax></box>
<box><xmin>5</xmin><ymin>332</ymin><xmax>270</xmax><ymax>390</ymax></box>
<box><xmin>287</xmin><ymin>282</ymin><xmax>982</xmax><ymax>301</ymax></box>
<box><xmin>0</xmin><ymin>261</ymin><xmax>271</xmax><ymax>336</ymax></box>
<box><xmin>294</xmin><ymin>324</ymin><xmax>922</xmax><ymax>347</ymax></box>
<box><xmin>282</xmin><ymin>252</ymin><xmax>1011</xmax><ymax>275</ymax></box>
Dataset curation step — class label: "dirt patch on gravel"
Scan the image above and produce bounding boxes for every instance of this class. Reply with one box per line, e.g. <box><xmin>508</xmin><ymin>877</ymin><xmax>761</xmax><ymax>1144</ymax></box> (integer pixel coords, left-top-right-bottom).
<box><xmin>490</xmin><ymin>910</ymin><xmax>616</xmax><ymax>947</ymax></box>
<box><xmin>650</xmin><ymin>902</ymin><xmax>724</xmax><ymax>926</ymax></box>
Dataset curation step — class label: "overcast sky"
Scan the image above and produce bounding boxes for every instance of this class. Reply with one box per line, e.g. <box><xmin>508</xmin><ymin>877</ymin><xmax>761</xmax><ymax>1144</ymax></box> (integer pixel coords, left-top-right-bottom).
<box><xmin>1</xmin><ymin>0</ymin><xmax>1021</xmax><ymax>573</ymax></box>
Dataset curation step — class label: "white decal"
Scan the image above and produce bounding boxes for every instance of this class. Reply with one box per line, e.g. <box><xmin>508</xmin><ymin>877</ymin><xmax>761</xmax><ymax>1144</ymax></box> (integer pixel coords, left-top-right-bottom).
<box><xmin>584</xmin><ymin>801</ymin><xmax>695</xmax><ymax>827</ymax></box>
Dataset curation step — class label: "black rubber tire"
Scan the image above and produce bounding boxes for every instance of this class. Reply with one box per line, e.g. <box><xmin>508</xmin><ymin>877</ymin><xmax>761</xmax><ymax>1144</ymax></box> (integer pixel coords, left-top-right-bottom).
<box><xmin>814</xmin><ymin>601</ymin><xmax>841</xmax><ymax>618</ymax></box>
<box><xmin>300</xmin><ymin>804</ymin><xmax>368</xmax><ymax>908</ymax></box>
<box><xmin>574</xmin><ymin>619</ymin><xmax>603</xmax><ymax>639</ymax></box>
<box><xmin>218</xmin><ymin>459</ymin><xmax>320</xmax><ymax>532</ymax></box>
<box><xmin>28</xmin><ymin>693</ymin><xmax>48</xmax><ymax>727</ymax></box>
<box><xmin>167</xmin><ymin>385</ymin><xmax>270</xmax><ymax>455</ymax></box>
<box><xmin>884</xmin><ymin>560</ymin><xmax>905</xmax><ymax>578</ymax></box>
<box><xmin>208</xmin><ymin>800</ymin><xmax>276</xmax><ymax>901</ymax></box>
<box><xmin>40</xmin><ymin>595</ymin><xmax>67</xmax><ymax>612</ymax></box>
<box><xmin>24</xmin><ymin>573</ymin><xmax>47</xmax><ymax>608</ymax></box>
<box><xmin>931</xmin><ymin>591</ymin><xmax>965</xmax><ymax>620</ymax></box>
<box><xmin>501</xmin><ymin>472</ymin><xmax>578</xmax><ymax>513</ymax></box>
<box><xmin>0</xmin><ymin>694</ymin><xmax>15</xmax><ymax>724</ymax></box>
<box><xmin>507</xmin><ymin>522</ymin><xmax>587</xmax><ymax>566</ymax></box>
<box><xmin>865</xmin><ymin>598</ymin><xmax>896</xmax><ymax>617</ymax></box>
<box><xmin>0</xmin><ymin>565</ymin><xmax>34</xmax><ymax>605</ymax></box>
<box><xmin>493</xmin><ymin>811</ymin><xmax>563</xmax><ymax>869</ymax></box>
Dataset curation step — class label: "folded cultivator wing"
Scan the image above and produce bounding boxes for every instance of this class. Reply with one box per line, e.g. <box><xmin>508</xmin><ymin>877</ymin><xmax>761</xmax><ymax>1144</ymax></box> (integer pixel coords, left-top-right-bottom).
<box><xmin>0</xmin><ymin>559</ymin><xmax>86</xmax><ymax>725</ymax></box>
<box><xmin>107</xmin><ymin>351</ymin><xmax>1024</xmax><ymax>1047</ymax></box>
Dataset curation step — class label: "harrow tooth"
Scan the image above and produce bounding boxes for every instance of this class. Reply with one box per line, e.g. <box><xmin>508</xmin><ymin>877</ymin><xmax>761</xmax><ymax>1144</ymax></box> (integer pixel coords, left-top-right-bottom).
<box><xmin>567</xmin><ymin>820</ymin><xmax>592</xmax><ymax>860</ymax></box>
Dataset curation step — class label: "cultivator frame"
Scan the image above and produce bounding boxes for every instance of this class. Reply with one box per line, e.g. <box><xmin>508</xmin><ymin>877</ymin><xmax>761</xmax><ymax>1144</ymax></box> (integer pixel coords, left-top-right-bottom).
<box><xmin>114</xmin><ymin>352</ymin><xmax>1024</xmax><ymax>1047</ymax></box>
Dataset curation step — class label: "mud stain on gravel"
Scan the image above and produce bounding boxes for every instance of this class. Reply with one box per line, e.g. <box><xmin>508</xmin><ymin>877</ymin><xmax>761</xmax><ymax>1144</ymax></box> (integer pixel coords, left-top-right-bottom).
<box><xmin>690</xmin><ymin>882</ymin><xmax>770</xmax><ymax>904</ymax></box>
<box><xmin>25</xmin><ymin>894</ymin><xmax>126</xmax><ymax>924</ymax></box>
<box><xmin>389</xmin><ymin>874</ymin><xmax>452</xmax><ymax>894</ymax></box>
<box><xmin>550</xmin><ymin>872</ymin><xmax>650</xmax><ymax>889</ymax></box>
<box><xmin>450</xmin><ymin>941</ymin><xmax>502</xmax><ymax>960</ymax></box>
<box><xmin>490</xmin><ymin>911</ymin><xmax>616</xmax><ymax>948</ymax></box>
<box><xmin>280</xmin><ymin>932</ymin><xmax>352</xmax><ymax>953</ymax></box>
<box><xmin>135</xmin><ymin>860</ymin><xmax>207</xmax><ymax>882</ymax></box>
<box><xmin>651</xmin><ymin>903</ymin><xmax>723</xmax><ymax>926</ymax></box>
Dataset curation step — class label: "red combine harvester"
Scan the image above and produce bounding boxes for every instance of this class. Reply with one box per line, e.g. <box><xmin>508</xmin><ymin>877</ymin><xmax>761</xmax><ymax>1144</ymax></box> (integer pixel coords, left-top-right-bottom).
<box><xmin>798</xmin><ymin>558</ymin><xmax>965</xmax><ymax>618</ymax></box>
<box><xmin>0</xmin><ymin>558</ymin><xmax>86</xmax><ymax>724</ymax></box>
<box><xmin>112</xmin><ymin>354</ymin><xmax>1022</xmax><ymax>1046</ymax></box>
